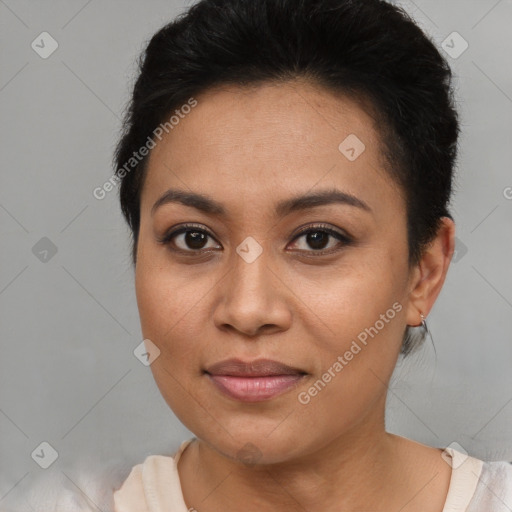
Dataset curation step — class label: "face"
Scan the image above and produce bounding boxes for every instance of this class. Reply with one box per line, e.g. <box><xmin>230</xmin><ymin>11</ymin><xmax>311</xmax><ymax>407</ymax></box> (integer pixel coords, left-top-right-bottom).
<box><xmin>135</xmin><ymin>80</ymin><xmax>415</xmax><ymax>464</ymax></box>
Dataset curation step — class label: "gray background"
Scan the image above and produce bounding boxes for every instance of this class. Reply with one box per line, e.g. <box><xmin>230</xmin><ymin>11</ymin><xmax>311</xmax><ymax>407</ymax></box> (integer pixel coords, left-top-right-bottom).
<box><xmin>1</xmin><ymin>0</ymin><xmax>511</xmax><ymax>509</ymax></box>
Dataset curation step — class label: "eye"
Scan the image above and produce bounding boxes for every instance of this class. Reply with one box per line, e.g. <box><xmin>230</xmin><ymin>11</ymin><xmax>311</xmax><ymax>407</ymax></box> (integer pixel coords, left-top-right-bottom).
<box><xmin>157</xmin><ymin>223</ymin><xmax>220</xmax><ymax>253</ymax></box>
<box><xmin>288</xmin><ymin>223</ymin><xmax>352</xmax><ymax>255</ymax></box>
<box><xmin>157</xmin><ymin>222</ymin><xmax>352</xmax><ymax>256</ymax></box>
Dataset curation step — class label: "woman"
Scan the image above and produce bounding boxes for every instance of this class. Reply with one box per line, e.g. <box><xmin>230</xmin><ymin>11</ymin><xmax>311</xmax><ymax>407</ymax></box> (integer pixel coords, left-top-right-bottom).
<box><xmin>112</xmin><ymin>0</ymin><xmax>512</xmax><ymax>510</ymax></box>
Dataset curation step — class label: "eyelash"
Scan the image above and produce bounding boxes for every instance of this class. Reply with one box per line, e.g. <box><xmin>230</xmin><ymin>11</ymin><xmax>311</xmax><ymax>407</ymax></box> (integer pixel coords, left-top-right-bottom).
<box><xmin>157</xmin><ymin>222</ymin><xmax>353</xmax><ymax>257</ymax></box>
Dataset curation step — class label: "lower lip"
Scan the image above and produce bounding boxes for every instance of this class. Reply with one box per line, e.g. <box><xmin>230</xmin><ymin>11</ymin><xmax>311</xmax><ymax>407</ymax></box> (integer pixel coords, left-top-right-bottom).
<box><xmin>207</xmin><ymin>374</ymin><xmax>306</xmax><ymax>402</ymax></box>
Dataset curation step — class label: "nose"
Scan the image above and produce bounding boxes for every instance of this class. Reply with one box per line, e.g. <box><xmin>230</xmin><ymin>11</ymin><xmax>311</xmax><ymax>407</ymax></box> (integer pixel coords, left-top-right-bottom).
<box><xmin>212</xmin><ymin>240</ymin><xmax>293</xmax><ymax>338</ymax></box>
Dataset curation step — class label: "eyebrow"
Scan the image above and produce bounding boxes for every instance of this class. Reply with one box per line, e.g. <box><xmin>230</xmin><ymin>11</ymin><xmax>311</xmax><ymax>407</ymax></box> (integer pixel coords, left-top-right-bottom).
<box><xmin>151</xmin><ymin>187</ymin><xmax>372</xmax><ymax>217</ymax></box>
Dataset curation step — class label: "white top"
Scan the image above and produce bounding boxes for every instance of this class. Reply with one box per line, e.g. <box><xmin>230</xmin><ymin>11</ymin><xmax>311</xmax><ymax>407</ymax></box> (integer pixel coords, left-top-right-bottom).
<box><xmin>113</xmin><ymin>438</ymin><xmax>512</xmax><ymax>512</ymax></box>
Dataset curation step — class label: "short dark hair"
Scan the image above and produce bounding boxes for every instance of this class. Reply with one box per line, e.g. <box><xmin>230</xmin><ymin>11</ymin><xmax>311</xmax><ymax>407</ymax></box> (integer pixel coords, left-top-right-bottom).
<box><xmin>113</xmin><ymin>0</ymin><xmax>459</xmax><ymax>356</ymax></box>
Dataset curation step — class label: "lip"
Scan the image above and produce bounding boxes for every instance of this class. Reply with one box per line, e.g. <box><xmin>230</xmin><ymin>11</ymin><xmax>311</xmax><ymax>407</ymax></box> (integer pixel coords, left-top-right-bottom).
<box><xmin>205</xmin><ymin>358</ymin><xmax>306</xmax><ymax>377</ymax></box>
<box><xmin>204</xmin><ymin>358</ymin><xmax>307</xmax><ymax>402</ymax></box>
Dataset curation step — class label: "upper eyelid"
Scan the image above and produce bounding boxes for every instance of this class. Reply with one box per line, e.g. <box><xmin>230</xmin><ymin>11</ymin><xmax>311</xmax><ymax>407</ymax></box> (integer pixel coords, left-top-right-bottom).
<box><xmin>292</xmin><ymin>223</ymin><xmax>348</xmax><ymax>237</ymax></box>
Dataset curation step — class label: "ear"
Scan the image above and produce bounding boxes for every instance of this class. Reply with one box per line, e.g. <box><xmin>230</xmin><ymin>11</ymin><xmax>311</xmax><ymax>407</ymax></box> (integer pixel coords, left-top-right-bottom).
<box><xmin>405</xmin><ymin>217</ymin><xmax>456</xmax><ymax>326</ymax></box>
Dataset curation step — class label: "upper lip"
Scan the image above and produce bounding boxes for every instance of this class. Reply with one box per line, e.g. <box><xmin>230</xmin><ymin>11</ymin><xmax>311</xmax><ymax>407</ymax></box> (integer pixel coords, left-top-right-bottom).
<box><xmin>205</xmin><ymin>358</ymin><xmax>307</xmax><ymax>377</ymax></box>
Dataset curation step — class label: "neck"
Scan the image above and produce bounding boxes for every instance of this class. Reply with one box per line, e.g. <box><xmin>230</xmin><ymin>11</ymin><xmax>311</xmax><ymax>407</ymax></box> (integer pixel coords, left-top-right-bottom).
<box><xmin>177</xmin><ymin>406</ymin><xmax>425</xmax><ymax>511</ymax></box>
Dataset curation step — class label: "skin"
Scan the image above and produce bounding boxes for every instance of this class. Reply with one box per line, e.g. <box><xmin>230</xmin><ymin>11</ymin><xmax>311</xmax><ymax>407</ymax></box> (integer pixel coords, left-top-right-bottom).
<box><xmin>134</xmin><ymin>78</ymin><xmax>456</xmax><ymax>512</ymax></box>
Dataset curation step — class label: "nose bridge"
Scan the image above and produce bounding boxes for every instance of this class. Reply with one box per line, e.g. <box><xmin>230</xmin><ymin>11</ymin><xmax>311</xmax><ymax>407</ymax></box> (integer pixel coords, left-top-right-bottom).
<box><xmin>212</xmin><ymin>233</ymin><xmax>291</xmax><ymax>336</ymax></box>
<box><xmin>230</xmin><ymin>235</ymin><xmax>273</xmax><ymax>298</ymax></box>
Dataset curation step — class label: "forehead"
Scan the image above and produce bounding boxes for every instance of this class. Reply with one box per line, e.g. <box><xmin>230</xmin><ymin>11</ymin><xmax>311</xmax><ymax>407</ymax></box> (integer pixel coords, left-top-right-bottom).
<box><xmin>142</xmin><ymin>80</ymin><xmax>403</xmax><ymax>217</ymax></box>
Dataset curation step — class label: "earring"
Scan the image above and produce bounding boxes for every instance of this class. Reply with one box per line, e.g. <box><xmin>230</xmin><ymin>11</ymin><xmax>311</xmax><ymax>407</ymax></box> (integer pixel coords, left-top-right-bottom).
<box><xmin>419</xmin><ymin>312</ymin><xmax>430</xmax><ymax>334</ymax></box>
<box><xmin>401</xmin><ymin>312</ymin><xmax>431</xmax><ymax>356</ymax></box>
<box><xmin>402</xmin><ymin>312</ymin><xmax>435</xmax><ymax>356</ymax></box>
<box><xmin>420</xmin><ymin>312</ymin><xmax>435</xmax><ymax>355</ymax></box>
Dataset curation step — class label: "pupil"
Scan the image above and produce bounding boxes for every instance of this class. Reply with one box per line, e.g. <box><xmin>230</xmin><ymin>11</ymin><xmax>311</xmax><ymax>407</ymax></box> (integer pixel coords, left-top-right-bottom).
<box><xmin>186</xmin><ymin>231</ymin><xmax>207</xmax><ymax>249</ymax></box>
<box><xmin>308</xmin><ymin>231</ymin><xmax>328</xmax><ymax>250</ymax></box>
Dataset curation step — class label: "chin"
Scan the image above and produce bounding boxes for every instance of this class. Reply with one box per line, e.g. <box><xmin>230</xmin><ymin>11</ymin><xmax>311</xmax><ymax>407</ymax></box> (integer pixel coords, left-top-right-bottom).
<box><xmin>193</xmin><ymin>423</ymin><xmax>311</xmax><ymax>466</ymax></box>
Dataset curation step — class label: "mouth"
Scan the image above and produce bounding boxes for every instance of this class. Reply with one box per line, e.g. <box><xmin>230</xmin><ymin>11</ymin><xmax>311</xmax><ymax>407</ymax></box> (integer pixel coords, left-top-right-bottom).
<box><xmin>204</xmin><ymin>358</ymin><xmax>308</xmax><ymax>402</ymax></box>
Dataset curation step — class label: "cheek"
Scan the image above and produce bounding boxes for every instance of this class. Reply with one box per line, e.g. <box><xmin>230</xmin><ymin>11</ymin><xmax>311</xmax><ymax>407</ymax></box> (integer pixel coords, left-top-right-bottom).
<box><xmin>134</xmin><ymin>248</ymin><xmax>218</xmax><ymax>380</ymax></box>
<box><xmin>297</xmin><ymin>259</ymin><xmax>404</xmax><ymax>339</ymax></box>
<box><xmin>135</xmin><ymin>247</ymin><xmax>198</xmax><ymax>338</ymax></box>
<box><xmin>134</xmin><ymin>258</ymin><xmax>203</xmax><ymax>413</ymax></box>
<box><xmin>296</xmin><ymin>255</ymin><xmax>407</xmax><ymax>397</ymax></box>
<box><xmin>134</xmin><ymin>261</ymin><xmax>170</xmax><ymax>339</ymax></box>
<box><xmin>294</xmin><ymin>277</ymin><xmax>405</xmax><ymax>432</ymax></box>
